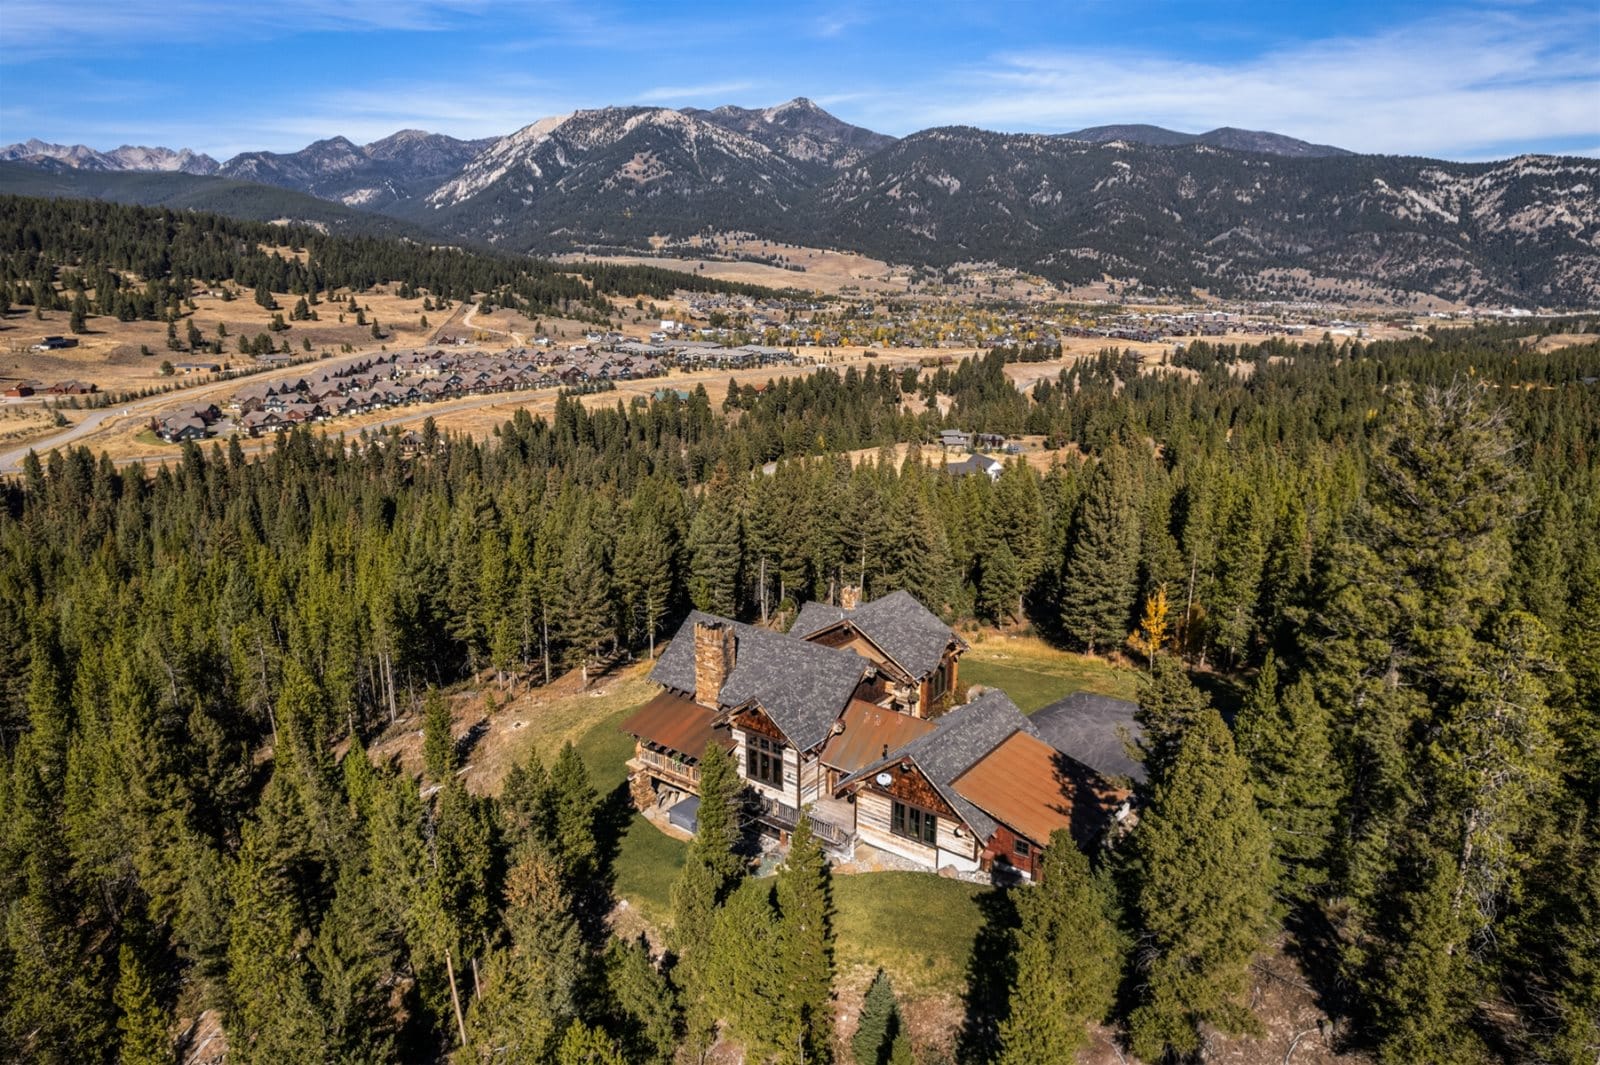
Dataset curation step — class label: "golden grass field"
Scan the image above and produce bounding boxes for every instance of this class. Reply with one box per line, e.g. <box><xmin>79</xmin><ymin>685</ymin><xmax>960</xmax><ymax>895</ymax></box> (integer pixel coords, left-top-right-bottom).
<box><xmin>0</xmin><ymin>287</ymin><xmax>448</xmax><ymax>395</ymax></box>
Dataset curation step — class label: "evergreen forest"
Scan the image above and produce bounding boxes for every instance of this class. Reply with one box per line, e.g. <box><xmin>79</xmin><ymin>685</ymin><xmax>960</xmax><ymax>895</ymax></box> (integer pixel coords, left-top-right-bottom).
<box><xmin>2</xmin><ymin>276</ymin><xmax>1597</xmax><ymax>1061</ymax></box>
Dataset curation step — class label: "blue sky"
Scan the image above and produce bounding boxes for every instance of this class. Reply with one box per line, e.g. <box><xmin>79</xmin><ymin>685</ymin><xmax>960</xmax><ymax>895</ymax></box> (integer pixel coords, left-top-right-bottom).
<box><xmin>1</xmin><ymin>0</ymin><xmax>1596</xmax><ymax>161</ymax></box>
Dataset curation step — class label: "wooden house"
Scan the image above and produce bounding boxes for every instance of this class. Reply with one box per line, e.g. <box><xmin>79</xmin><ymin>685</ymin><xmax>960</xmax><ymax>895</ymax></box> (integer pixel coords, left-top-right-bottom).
<box><xmin>789</xmin><ymin>588</ymin><xmax>967</xmax><ymax>717</ymax></box>
<box><xmin>620</xmin><ymin>590</ymin><xmax>1127</xmax><ymax>880</ymax></box>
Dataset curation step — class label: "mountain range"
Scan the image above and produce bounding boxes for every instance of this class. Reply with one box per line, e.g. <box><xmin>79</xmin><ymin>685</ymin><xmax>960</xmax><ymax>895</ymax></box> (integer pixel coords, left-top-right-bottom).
<box><xmin>5</xmin><ymin>101</ymin><xmax>1597</xmax><ymax>307</ymax></box>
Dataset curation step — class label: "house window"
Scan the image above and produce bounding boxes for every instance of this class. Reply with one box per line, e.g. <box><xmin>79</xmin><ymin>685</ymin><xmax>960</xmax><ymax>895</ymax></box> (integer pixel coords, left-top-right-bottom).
<box><xmin>891</xmin><ymin>800</ymin><xmax>938</xmax><ymax>845</ymax></box>
<box><xmin>1013</xmin><ymin>838</ymin><xmax>1032</xmax><ymax>859</ymax></box>
<box><xmin>746</xmin><ymin>734</ymin><xmax>785</xmax><ymax>788</ymax></box>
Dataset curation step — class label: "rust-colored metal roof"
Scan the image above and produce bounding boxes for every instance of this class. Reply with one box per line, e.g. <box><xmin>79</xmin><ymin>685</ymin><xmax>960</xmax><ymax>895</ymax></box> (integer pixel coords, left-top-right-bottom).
<box><xmin>619</xmin><ymin>690</ymin><xmax>725</xmax><ymax>761</ymax></box>
<box><xmin>951</xmin><ymin>730</ymin><xmax>1129</xmax><ymax>847</ymax></box>
<box><xmin>819</xmin><ymin>699</ymin><xmax>937</xmax><ymax>774</ymax></box>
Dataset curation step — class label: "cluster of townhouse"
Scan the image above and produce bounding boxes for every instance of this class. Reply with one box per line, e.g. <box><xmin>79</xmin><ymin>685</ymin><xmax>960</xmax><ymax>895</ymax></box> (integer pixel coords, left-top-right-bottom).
<box><xmin>2</xmin><ymin>378</ymin><xmax>98</xmax><ymax>399</ymax></box>
<box><xmin>622</xmin><ymin>589</ymin><xmax>1141</xmax><ymax>882</ymax></box>
<box><xmin>153</xmin><ymin>345</ymin><xmax>673</xmax><ymax>443</ymax></box>
<box><xmin>151</xmin><ymin>403</ymin><xmax>223</xmax><ymax>442</ymax></box>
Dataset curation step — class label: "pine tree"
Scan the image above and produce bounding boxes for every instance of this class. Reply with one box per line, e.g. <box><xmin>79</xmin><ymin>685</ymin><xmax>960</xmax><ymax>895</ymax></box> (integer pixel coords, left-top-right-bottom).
<box><xmin>308</xmin><ymin>864</ymin><xmax>401</xmax><ymax>1061</ymax></box>
<box><xmin>499</xmin><ymin>750</ymin><xmax>556</xmax><ymax>855</ymax></box>
<box><xmin>1232</xmin><ymin>656</ymin><xmax>1339</xmax><ymax>901</ymax></box>
<box><xmin>979</xmin><ymin>537</ymin><xmax>1024</xmax><ymax>624</ymax></box>
<box><xmin>24</xmin><ymin>618</ymin><xmax>73</xmax><ymax>791</ymax></box>
<box><xmin>775</xmin><ymin>815</ymin><xmax>835</xmax><ymax>1064</ymax></box>
<box><xmin>422</xmin><ymin>687</ymin><xmax>453</xmax><ymax>781</ymax></box>
<box><xmin>224</xmin><ymin>779</ymin><xmax>326</xmax><ymax>1062</ymax></box>
<box><xmin>996</xmin><ymin>834</ymin><xmax>1122</xmax><ymax>1064</ymax></box>
<box><xmin>1059</xmin><ymin>446</ymin><xmax>1140</xmax><ymax>653</ymax></box>
<box><xmin>706</xmin><ymin>880</ymin><xmax>784</xmax><ymax>1059</ymax></box>
<box><xmin>559</xmin><ymin>528</ymin><xmax>612</xmax><ymax>687</ymax></box>
<box><xmin>554</xmin><ymin>1021</ymin><xmax>628</xmax><ymax>1065</ymax></box>
<box><xmin>604</xmin><ymin>936</ymin><xmax>679</xmax><ymax>1063</ymax></box>
<box><xmin>1129</xmin><ymin>709</ymin><xmax>1274</xmax><ymax>1061</ymax></box>
<box><xmin>549</xmin><ymin>741</ymin><xmax>599</xmax><ymax>905</ymax></box>
<box><xmin>114</xmin><ymin>941</ymin><xmax>171</xmax><ymax>1065</ymax></box>
<box><xmin>670</xmin><ymin>743</ymin><xmax>748</xmax><ymax>1056</ymax></box>
<box><xmin>1133</xmin><ymin>656</ymin><xmax>1211</xmax><ymax>782</ymax></box>
<box><xmin>853</xmin><ymin>970</ymin><xmax>902</xmax><ymax>1065</ymax></box>
<box><xmin>3</xmin><ymin>740</ymin><xmax>111</xmax><ymax>1063</ymax></box>
<box><xmin>468</xmin><ymin>846</ymin><xmax>586</xmax><ymax>1063</ymax></box>
<box><xmin>688</xmin><ymin>463</ymin><xmax>742</xmax><ymax>615</ymax></box>
<box><xmin>692</xmin><ymin>741</ymin><xmax>745</xmax><ymax>888</ymax></box>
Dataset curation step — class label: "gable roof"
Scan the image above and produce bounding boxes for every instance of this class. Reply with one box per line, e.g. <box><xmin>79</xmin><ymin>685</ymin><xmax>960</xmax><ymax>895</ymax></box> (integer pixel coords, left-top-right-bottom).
<box><xmin>1028</xmin><ymin>691</ymin><xmax>1147</xmax><ymax>785</ymax></box>
<box><xmin>952</xmin><ymin>730</ymin><xmax>1129</xmax><ymax>847</ymax></box>
<box><xmin>819</xmin><ymin>699</ymin><xmax>937</xmax><ymax>775</ymax></box>
<box><xmin>945</xmin><ymin>454</ymin><xmax>1003</xmax><ymax>478</ymax></box>
<box><xmin>650</xmin><ymin>611</ymin><xmax>869</xmax><ymax>751</ymax></box>
<box><xmin>790</xmin><ymin>589</ymin><xmax>963</xmax><ymax>681</ymax></box>
<box><xmin>839</xmin><ymin>689</ymin><xmax>1034</xmax><ymax>840</ymax></box>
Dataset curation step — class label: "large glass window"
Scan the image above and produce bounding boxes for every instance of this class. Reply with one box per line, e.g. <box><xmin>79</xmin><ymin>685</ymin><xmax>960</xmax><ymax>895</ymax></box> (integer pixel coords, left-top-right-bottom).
<box><xmin>891</xmin><ymin>800</ymin><xmax>938</xmax><ymax>845</ymax></box>
<box><xmin>746</xmin><ymin>734</ymin><xmax>785</xmax><ymax>788</ymax></box>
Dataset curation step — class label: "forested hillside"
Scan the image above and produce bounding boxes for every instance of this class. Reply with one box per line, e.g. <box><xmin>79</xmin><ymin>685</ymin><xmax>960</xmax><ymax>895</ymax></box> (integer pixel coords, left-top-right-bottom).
<box><xmin>1</xmin><ymin>323</ymin><xmax>1596</xmax><ymax>1062</ymax></box>
<box><xmin>0</xmin><ymin>195</ymin><xmax>787</xmax><ymax>326</ymax></box>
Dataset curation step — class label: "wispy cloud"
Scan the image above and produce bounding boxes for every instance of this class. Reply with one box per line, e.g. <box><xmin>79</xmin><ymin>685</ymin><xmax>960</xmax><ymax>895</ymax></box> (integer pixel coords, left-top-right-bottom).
<box><xmin>850</xmin><ymin>7</ymin><xmax>1600</xmax><ymax>158</ymax></box>
<box><xmin>0</xmin><ymin>0</ymin><xmax>491</xmax><ymax>60</ymax></box>
<box><xmin>638</xmin><ymin>80</ymin><xmax>758</xmax><ymax>104</ymax></box>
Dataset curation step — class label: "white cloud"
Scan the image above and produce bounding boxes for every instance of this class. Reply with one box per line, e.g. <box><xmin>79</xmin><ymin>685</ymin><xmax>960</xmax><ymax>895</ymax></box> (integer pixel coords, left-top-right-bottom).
<box><xmin>0</xmin><ymin>0</ymin><xmax>493</xmax><ymax>60</ymax></box>
<box><xmin>850</xmin><ymin>8</ymin><xmax>1600</xmax><ymax>158</ymax></box>
<box><xmin>637</xmin><ymin>81</ymin><xmax>758</xmax><ymax>104</ymax></box>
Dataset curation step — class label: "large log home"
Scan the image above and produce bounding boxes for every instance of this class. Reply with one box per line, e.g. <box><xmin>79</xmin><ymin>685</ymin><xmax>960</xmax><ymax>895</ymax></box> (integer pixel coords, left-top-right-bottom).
<box><xmin>622</xmin><ymin>591</ymin><xmax>1129</xmax><ymax>877</ymax></box>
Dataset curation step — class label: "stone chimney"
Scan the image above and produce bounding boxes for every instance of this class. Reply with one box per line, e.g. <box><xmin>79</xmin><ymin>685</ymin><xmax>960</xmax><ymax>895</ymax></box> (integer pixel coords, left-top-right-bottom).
<box><xmin>693</xmin><ymin>621</ymin><xmax>736</xmax><ymax>708</ymax></box>
<box><xmin>840</xmin><ymin>584</ymin><xmax>862</xmax><ymax>611</ymax></box>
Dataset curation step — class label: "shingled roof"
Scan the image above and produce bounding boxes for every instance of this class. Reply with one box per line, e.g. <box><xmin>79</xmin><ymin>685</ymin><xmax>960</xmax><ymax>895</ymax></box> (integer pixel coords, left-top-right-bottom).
<box><xmin>790</xmin><ymin>589</ymin><xmax>962</xmax><ymax>681</ymax></box>
<box><xmin>1028</xmin><ymin>691</ymin><xmax>1147</xmax><ymax>785</ymax></box>
<box><xmin>650</xmin><ymin>611</ymin><xmax>870</xmax><ymax>751</ymax></box>
<box><xmin>840</xmin><ymin>689</ymin><xmax>1035</xmax><ymax>841</ymax></box>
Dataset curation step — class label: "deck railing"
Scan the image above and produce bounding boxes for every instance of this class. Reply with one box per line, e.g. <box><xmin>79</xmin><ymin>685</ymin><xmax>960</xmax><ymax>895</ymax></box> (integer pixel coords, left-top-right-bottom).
<box><xmin>635</xmin><ymin>748</ymin><xmax>699</xmax><ymax>786</ymax></box>
<box><xmin>755</xmin><ymin>794</ymin><xmax>852</xmax><ymax>848</ymax></box>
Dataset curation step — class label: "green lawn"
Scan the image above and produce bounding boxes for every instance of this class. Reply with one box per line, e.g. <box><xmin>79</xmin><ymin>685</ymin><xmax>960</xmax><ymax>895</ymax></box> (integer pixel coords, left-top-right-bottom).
<box><xmin>832</xmin><ymin>872</ymin><xmax>987</xmax><ymax>996</ymax></box>
<box><xmin>612</xmin><ymin>814</ymin><xmax>689</xmax><ymax>927</ymax></box>
<box><xmin>573</xmin><ymin>702</ymin><xmax>644</xmax><ymax>795</ymax></box>
<box><xmin>961</xmin><ymin>649</ymin><xmax>1137</xmax><ymax>712</ymax></box>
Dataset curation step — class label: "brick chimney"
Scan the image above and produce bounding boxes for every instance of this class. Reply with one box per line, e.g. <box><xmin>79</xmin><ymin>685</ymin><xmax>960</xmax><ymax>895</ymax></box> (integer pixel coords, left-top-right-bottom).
<box><xmin>693</xmin><ymin>621</ymin><xmax>736</xmax><ymax>707</ymax></box>
<box><xmin>840</xmin><ymin>584</ymin><xmax>862</xmax><ymax>611</ymax></box>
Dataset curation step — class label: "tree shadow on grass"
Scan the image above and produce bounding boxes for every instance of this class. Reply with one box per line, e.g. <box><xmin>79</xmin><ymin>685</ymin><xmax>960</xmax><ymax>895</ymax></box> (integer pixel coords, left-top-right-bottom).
<box><xmin>584</xmin><ymin>780</ymin><xmax>638</xmax><ymax>946</ymax></box>
<box><xmin>955</xmin><ymin>886</ymin><xmax>1021</xmax><ymax>1064</ymax></box>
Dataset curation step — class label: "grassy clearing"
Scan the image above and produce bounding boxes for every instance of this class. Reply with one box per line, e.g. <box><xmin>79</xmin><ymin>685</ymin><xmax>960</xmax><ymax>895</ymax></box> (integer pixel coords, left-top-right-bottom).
<box><xmin>464</xmin><ymin>661</ymin><xmax>657</xmax><ymax>795</ymax></box>
<box><xmin>960</xmin><ymin>632</ymin><xmax>1138</xmax><ymax>711</ymax></box>
<box><xmin>612</xmin><ymin>815</ymin><xmax>689</xmax><ymax>927</ymax></box>
<box><xmin>832</xmin><ymin>873</ymin><xmax>987</xmax><ymax>997</ymax></box>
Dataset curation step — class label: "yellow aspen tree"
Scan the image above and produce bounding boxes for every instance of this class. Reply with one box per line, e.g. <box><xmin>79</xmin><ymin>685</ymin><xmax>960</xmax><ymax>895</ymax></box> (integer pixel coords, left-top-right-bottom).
<box><xmin>1127</xmin><ymin>583</ymin><xmax>1171</xmax><ymax>670</ymax></box>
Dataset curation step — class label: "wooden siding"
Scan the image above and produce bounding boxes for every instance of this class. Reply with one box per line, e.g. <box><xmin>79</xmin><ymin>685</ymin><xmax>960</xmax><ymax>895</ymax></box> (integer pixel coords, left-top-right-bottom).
<box><xmin>938</xmin><ymin>817</ymin><xmax>979</xmax><ymax>863</ymax></box>
<box><xmin>733</xmin><ymin>706</ymin><xmax>786</xmax><ymax>742</ymax></box>
<box><xmin>800</xmin><ymin>756</ymin><xmax>826</xmax><ymax>805</ymax></box>
<box><xmin>857</xmin><ymin>792</ymin><xmax>937</xmax><ymax>866</ymax></box>
<box><xmin>856</xmin><ymin>790</ymin><xmax>980</xmax><ymax>870</ymax></box>
<box><xmin>872</xmin><ymin>761</ymin><xmax>958</xmax><ymax>819</ymax></box>
<box><xmin>981</xmin><ymin>823</ymin><xmax>1040</xmax><ymax>879</ymax></box>
<box><xmin>731</xmin><ymin>726</ymin><xmax>800</xmax><ymax>806</ymax></box>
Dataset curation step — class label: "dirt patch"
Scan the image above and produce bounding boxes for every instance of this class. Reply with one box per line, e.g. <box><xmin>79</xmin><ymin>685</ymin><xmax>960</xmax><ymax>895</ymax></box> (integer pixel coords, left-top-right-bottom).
<box><xmin>1529</xmin><ymin>331</ymin><xmax>1597</xmax><ymax>354</ymax></box>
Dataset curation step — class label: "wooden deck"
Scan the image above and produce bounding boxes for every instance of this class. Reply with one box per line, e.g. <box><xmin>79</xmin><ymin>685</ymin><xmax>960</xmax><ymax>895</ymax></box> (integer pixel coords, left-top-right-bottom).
<box><xmin>756</xmin><ymin>794</ymin><xmax>854</xmax><ymax>848</ymax></box>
